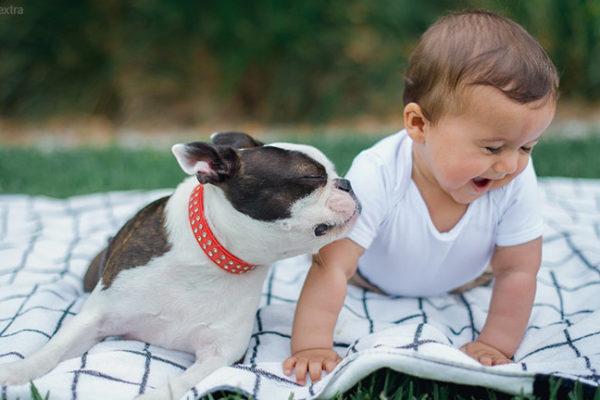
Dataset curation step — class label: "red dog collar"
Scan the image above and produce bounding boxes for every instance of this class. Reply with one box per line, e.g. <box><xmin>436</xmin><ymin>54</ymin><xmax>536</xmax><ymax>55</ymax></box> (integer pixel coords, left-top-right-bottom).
<box><xmin>188</xmin><ymin>184</ymin><xmax>255</xmax><ymax>274</ymax></box>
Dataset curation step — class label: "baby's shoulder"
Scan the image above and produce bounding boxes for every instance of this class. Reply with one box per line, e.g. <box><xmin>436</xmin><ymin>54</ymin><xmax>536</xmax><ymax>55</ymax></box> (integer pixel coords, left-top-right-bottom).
<box><xmin>350</xmin><ymin>131</ymin><xmax>412</xmax><ymax>193</ymax></box>
<box><xmin>362</xmin><ymin>130</ymin><xmax>409</xmax><ymax>158</ymax></box>
<box><xmin>353</xmin><ymin>131</ymin><xmax>411</xmax><ymax>175</ymax></box>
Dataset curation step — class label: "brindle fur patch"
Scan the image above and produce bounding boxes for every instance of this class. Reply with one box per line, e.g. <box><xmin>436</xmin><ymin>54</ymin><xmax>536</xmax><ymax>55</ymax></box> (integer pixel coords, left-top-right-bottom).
<box><xmin>211</xmin><ymin>131</ymin><xmax>263</xmax><ymax>149</ymax></box>
<box><xmin>83</xmin><ymin>247</ymin><xmax>107</xmax><ymax>291</ymax></box>
<box><xmin>83</xmin><ymin>196</ymin><xmax>172</xmax><ymax>292</ymax></box>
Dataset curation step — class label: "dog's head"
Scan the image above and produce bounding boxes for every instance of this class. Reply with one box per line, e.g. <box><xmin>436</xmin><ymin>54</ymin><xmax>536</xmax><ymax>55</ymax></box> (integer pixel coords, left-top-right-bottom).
<box><xmin>171</xmin><ymin>132</ymin><xmax>360</xmax><ymax>260</ymax></box>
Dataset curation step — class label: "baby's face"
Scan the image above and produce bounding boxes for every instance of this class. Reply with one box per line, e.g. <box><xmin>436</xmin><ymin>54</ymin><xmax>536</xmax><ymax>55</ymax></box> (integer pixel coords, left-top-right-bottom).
<box><xmin>417</xmin><ymin>85</ymin><xmax>555</xmax><ymax>205</ymax></box>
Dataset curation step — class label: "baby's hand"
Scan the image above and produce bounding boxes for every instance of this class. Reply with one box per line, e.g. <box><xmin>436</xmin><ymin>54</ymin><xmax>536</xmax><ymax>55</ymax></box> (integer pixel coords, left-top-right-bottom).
<box><xmin>460</xmin><ymin>340</ymin><xmax>512</xmax><ymax>366</ymax></box>
<box><xmin>283</xmin><ymin>348</ymin><xmax>341</xmax><ymax>385</ymax></box>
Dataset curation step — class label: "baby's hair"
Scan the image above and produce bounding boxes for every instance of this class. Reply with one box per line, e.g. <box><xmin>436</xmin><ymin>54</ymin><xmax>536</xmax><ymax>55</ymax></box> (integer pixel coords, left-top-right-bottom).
<box><xmin>403</xmin><ymin>10</ymin><xmax>559</xmax><ymax>124</ymax></box>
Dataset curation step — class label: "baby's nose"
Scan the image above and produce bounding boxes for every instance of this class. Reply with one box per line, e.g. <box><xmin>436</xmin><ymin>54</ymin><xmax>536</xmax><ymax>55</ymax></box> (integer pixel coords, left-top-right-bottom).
<box><xmin>494</xmin><ymin>152</ymin><xmax>519</xmax><ymax>174</ymax></box>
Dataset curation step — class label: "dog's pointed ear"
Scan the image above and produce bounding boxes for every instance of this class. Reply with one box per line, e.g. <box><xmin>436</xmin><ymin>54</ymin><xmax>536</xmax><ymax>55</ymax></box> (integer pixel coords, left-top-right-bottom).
<box><xmin>210</xmin><ymin>131</ymin><xmax>263</xmax><ymax>149</ymax></box>
<box><xmin>171</xmin><ymin>143</ymin><xmax>241</xmax><ymax>184</ymax></box>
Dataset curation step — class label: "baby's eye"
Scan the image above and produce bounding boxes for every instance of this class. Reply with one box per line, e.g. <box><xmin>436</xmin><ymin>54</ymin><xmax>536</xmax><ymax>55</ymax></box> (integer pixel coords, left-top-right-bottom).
<box><xmin>485</xmin><ymin>146</ymin><xmax>502</xmax><ymax>154</ymax></box>
<box><xmin>520</xmin><ymin>146</ymin><xmax>533</xmax><ymax>153</ymax></box>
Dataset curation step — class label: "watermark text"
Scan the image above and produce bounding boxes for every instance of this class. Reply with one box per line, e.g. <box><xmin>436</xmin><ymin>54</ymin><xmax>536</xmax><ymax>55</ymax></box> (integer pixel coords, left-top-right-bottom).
<box><xmin>0</xmin><ymin>5</ymin><xmax>24</xmax><ymax>15</ymax></box>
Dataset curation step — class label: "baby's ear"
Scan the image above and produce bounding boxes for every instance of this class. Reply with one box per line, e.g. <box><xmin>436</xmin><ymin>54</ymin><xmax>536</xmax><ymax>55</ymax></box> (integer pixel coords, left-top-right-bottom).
<box><xmin>404</xmin><ymin>102</ymin><xmax>428</xmax><ymax>143</ymax></box>
<box><xmin>171</xmin><ymin>143</ymin><xmax>241</xmax><ymax>184</ymax></box>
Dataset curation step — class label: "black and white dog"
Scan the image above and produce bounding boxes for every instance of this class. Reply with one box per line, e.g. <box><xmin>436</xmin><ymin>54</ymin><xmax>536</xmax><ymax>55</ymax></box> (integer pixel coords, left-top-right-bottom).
<box><xmin>0</xmin><ymin>132</ymin><xmax>360</xmax><ymax>399</ymax></box>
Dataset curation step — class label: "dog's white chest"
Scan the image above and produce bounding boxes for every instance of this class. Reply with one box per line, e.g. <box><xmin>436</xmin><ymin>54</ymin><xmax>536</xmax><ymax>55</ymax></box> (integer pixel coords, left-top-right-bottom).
<box><xmin>90</xmin><ymin>253</ymin><xmax>269</xmax><ymax>355</ymax></box>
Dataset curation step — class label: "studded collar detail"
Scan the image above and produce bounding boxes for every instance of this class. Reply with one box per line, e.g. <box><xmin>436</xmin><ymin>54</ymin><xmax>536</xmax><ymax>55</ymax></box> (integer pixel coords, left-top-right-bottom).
<box><xmin>188</xmin><ymin>184</ymin><xmax>256</xmax><ymax>274</ymax></box>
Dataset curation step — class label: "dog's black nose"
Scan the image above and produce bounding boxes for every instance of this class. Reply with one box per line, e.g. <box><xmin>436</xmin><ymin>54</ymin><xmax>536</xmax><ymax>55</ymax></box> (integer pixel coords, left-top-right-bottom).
<box><xmin>334</xmin><ymin>178</ymin><xmax>352</xmax><ymax>193</ymax></box>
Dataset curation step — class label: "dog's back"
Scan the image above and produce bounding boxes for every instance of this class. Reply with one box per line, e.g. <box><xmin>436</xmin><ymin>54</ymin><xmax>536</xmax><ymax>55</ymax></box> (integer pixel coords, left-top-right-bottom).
<box><xmin>83</xmin><ymin>196</ymin><xmax>171</xmax><ymax>292</ymax></box>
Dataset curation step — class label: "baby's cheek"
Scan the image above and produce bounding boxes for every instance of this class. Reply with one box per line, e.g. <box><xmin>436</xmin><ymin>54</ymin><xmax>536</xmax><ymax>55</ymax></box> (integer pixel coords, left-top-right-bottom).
<box><xmin>492</xmin><ymin>157</ymin><xmax>529</xmax><ymax>190</ymax></box>
<box><xmin>517</xmin><ymin>156</ymin><xmax>530</xmax><ymax>173</ymax></box>
<box><xmin>448</xmin><ymin>170</ymin><xmax>475</xmax><ymax>189</ymax></box>
<box><xmin>491</xmin><ymin>171</ymin><xmax>519</xmax><ymax>190</ymax></box>
<box><xmin>491</xmin><ymin>176</ymin><xmax>512</xmax><ymax>190</ymax></box>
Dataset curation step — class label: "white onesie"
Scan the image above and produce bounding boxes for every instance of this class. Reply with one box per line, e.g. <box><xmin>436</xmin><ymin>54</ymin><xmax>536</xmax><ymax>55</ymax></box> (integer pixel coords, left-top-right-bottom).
<box><xmin>346</xmin><ymin>130</ymin><xmax>543</xmax><ymax>297</ymax></box>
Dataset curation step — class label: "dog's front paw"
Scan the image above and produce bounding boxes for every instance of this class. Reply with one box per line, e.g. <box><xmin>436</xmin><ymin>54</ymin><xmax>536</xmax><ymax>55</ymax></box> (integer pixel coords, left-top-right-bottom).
<box><xmin>0</xmin><ymin>360</ymin><xmax>39</xmax><ymax>386</ymax></box>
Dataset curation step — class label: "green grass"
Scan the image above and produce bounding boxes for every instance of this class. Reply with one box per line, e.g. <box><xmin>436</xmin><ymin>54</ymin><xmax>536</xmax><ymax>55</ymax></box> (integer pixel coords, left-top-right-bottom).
<box><xmin>0</xmin><ymin>146</ymin><xmax>185</xmax><ymax>197</ymax></box>
<box><xmin>1</xmin><ymin>134</ymin><xmax>599</xmax><ymax>197</ymax></box>
<box><xmin>18</xmin><ymin>383</ymin><xmax>49</xmax><ymax>400</ymax></box>
<box><xmin>3</xmin><ymin>133</ymin><xmax>600</xmax><ymax>399</ymax></box>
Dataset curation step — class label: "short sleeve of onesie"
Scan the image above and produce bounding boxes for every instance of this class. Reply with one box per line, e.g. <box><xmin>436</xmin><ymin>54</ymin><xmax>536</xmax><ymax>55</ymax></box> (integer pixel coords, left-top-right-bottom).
<box><xmin>345</xmin><ymin>133</ymin><xmax>411</xmax><ymax>250</ymax></box>
<box><xmin>494</xmin><ymin>158</ymin><xmax>544</xmax><ymax>247</ymax></box>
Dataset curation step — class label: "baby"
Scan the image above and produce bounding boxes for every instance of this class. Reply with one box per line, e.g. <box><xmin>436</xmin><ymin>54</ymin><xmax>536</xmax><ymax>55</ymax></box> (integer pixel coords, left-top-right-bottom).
<box><xmin>284</xmin><ymin>10</ymin><xmax>559</xmax><ymax>385</ymax></box>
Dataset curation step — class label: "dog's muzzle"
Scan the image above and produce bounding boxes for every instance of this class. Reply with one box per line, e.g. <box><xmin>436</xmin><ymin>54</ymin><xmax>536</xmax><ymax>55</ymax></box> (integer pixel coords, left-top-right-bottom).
<box><xmin>314</xmin><ymin>179</ymin><xmax>361</xmax><ymax>237</ymax></box>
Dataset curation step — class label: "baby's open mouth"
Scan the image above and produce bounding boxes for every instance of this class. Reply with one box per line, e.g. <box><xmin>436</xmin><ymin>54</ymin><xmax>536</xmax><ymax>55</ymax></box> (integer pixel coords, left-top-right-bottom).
<box><xmin>472</xmin><ymin>177</ymin><xmax>491</xmax><ymax>190</ymax></box>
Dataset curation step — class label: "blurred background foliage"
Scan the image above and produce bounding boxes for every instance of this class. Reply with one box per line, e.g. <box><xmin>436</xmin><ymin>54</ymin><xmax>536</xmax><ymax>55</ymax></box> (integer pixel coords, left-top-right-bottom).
<box><xmin>0</xmin><ymin>0</ymin><xmax>599</xmax><ymax>127</ymax></box>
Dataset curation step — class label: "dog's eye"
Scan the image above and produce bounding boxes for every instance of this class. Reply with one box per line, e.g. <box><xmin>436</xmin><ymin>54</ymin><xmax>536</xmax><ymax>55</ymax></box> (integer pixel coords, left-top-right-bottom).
<box><xmin>302</xmin><ymin>175</ymin><xmax>326</xmax><ymax>181</ymax></box>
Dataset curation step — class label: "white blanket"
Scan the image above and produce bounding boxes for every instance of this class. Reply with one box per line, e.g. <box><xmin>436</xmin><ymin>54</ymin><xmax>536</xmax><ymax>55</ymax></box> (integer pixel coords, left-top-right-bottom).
<box><xmin>1</xmin><ymin>178</ymin><xmax>599</xmax><ymax>400</ymax></box>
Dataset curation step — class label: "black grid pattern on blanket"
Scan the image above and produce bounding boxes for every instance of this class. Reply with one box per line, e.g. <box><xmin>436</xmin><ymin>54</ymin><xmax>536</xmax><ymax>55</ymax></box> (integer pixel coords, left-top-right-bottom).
<box><xmin>0</xmin><ymin>178</ymin><xmax>599</xmax><ymax>400</ymax></box>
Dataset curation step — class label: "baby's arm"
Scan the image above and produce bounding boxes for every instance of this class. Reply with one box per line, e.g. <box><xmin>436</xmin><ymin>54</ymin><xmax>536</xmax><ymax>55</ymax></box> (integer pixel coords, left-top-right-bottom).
<box><xmin>283</xmin><ymin>238</ymin><xmax>364</xmax><ymax>384</ymax></box>
<box><xmin>461</xmin><ymin>237</ymin><xmax>542</xmax><ymax>365</ymax></box>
